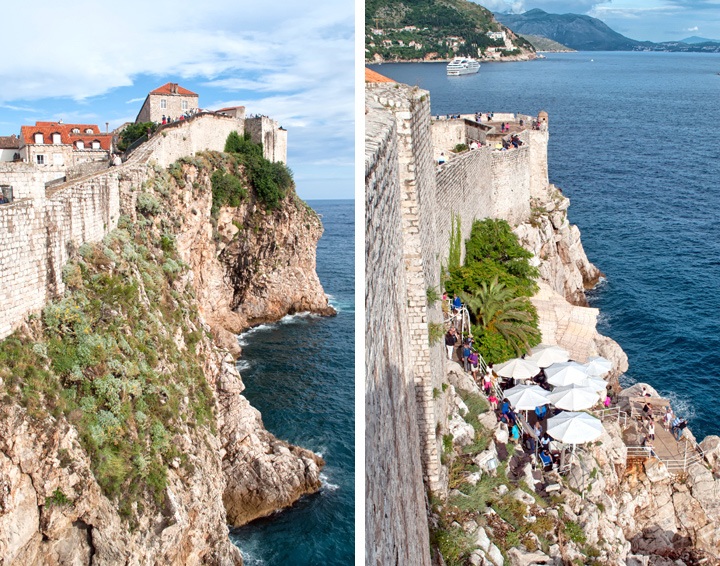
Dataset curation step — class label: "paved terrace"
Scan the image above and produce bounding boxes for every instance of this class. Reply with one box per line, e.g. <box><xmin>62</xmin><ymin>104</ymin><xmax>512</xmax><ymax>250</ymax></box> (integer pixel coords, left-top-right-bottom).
<box><xmin>609</xmin><ymin>395</ymin><xmax>705</xmax><ymax>473</ymax></box>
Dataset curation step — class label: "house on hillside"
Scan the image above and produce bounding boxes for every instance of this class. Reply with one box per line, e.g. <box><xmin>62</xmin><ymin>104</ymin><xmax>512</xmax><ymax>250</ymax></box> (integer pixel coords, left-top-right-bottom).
<box><xmin>135</xmin><ymin>83</ymin><xmax>199</xmax><ymax>123</ymax></box>
<box><xmin>18</xmin><ymin>122</ymin><xmax>112</xmax><ymax>167</ymax></box>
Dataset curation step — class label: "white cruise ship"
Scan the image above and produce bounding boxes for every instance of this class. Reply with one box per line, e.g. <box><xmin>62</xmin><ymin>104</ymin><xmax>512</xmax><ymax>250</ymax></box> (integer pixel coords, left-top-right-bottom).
<box><xmin>446</xmin><ymin>57</ymin><xmax>480</xmax><ymax>76</ymax></box>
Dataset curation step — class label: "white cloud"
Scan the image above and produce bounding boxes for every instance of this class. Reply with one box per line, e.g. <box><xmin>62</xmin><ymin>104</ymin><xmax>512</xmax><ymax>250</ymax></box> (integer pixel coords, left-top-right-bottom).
<box><xmin>0</xmin><ymin>0</ymin><xmax>354</xmax><ymax>199</ymax></box>
<box><xmin>685</xmin><ymin>25</ymin><xmax>700</xmax><ymax>31</ymax></box>
<box><xmin>0</xmin><ymin>1</ymin><xmax>353</xmax><ymax>103</ymax></box>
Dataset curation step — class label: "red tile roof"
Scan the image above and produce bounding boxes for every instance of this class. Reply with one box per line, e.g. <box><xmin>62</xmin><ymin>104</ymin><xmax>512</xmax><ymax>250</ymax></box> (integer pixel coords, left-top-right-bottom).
<box><xmin>20</xmin><ymin>122</ymin><xmax>112</xmax><ymax>151</ymax></box>
<box><xmin>149</xmin><ymin>83</ymin><xmax>198</xmax><ymax>96</ymax></box>
<box><xmin>365</xmin><ymin>68</ymin><xmax>395</xmax><ymax>83</ymax></box>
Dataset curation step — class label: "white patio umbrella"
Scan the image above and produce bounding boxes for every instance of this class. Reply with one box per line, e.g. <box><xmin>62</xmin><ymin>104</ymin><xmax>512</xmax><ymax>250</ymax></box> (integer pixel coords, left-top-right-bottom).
<box><xmin>546</xmin><ymin>411</ymin><xmax>604</xmax><ymax>446</ymax></box>
<box><xmin>494</xmin><ymin>358</ymin><xmax>541</xmax><ymax>381</ymax></box>
<box><xmin>546</xmin><ymin>384</ymin><xmax>600</xmax><ymax>411</ymax></box>
<box><xmin>578</xmin><ymin>376</ymin><xmax>609</xmax><ymax>393</ymax></box>
<box><xmin>545</xmin><ymin>362</ymin><xmax>590</xmax><ymax>387</ymax></box>
<box><xmin>584</xmin><ymin>356</ymin><xmax>612</xmax><ymax>377</ymax></box>
<box><xmin>528</xmin><ymin>344</ymin><xmax>570</xmax><ymax>368</ymax></box>
<box><xmin>504</xmin><ymin>384</ymin><xmax>551</xmax><ymax>411</ymax></box>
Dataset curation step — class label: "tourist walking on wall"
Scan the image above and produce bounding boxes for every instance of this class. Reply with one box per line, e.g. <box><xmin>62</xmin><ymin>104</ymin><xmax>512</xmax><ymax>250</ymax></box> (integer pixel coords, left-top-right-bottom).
<box><xmin>462</xmin><ymin>341</ymin><xmax>471</xmax><ymax>372</ymax></box>
<box><xmin>445</xmin><ymin>328</ymin><xmax>457</xmax><ymax>361</ymax></box>
<box><xmin>663</xmin><ymin>407</ymin><xmax>673</xmax><ymax>430</ymax></box>
<box><xmin>468</xmin><ymin>350</ymin><xmax>479</xmax><ymax>380</ymax></box>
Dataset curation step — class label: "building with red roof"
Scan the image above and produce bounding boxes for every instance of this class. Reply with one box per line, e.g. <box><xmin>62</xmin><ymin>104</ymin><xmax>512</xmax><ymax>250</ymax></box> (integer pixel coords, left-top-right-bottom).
<box><xmin>135</xmin><ymin>83</ymin><xmax>199</xmax><ymax>124</ymax></box>
<box><xmin>18</xmin><ymin>122</ymin><xmax>112</xmax><ymax>167</ymax></box>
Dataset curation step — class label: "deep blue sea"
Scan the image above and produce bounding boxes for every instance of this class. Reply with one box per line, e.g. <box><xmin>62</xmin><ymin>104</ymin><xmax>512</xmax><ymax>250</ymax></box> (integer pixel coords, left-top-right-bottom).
<box><xmin>229</xmin><ymin>200</ymin><xmax>354</xmax><ymax>564</ymax></box>
<box><xmin>371</xmin><ymin>53</ymin><xmax>720</xmax><ymax>440</ymax></box>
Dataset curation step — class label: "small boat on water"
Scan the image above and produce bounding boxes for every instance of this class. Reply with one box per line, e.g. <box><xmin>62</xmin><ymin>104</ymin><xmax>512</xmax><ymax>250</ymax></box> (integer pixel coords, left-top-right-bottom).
<box><xmin>446</xmin><ymin>57</ymin><xmax>480</xmax><ymax>76</ymax></box>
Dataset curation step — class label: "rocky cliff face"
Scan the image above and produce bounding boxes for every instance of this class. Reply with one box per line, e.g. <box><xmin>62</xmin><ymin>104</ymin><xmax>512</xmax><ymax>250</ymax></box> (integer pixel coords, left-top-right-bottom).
<box><xmin>0</xmin><ymin>153</ymin><xmax>331</xmax><ymax>564</ymax></box>
<box><xmin>514</xmin><ymin>184</ymin><xmax>629</xmax><ymax>385</ymax></box>
<box><xmin>120</xmin><ymin>154</ymin><xmax>331</xmax><ymax>529</ymax></box>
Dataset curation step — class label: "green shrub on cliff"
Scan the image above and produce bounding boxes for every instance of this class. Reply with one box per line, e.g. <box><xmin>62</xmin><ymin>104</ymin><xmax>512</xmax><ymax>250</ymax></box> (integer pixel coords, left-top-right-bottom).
<box><xmin>223</xmin><ymin>132</ymin><xmax>294</xmax><ymax>211</ymax></box>
<box><xmin>445</xmin><ymin>219</ymin><xmax>540</xmax><ymax>363</ymax></box>
<box><xmin>0</xmin><ymin>208</ymin><xmax>215</xmax><ymax>522</ymax></box>
<box><xmin>210</xmin><ymin>169</ymin><xmax>248</xmax><ymax>216</ymax></box>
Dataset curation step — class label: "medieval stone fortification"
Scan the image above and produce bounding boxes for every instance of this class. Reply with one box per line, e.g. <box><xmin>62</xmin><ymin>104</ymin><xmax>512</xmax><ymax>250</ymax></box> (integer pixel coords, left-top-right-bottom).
<box><xmin>0</xmin><ymin>111</ymin><xmax>286</xmax><ymax>341</ymax></box>
<box><xmin>365</xmin><ymin>81</ymin><xmax>720</xmax><ymax>564</ymax></box>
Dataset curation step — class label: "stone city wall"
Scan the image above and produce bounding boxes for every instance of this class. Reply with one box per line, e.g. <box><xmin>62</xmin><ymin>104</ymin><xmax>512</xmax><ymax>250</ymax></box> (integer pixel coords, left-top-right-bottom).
<box><xmin>365</xmin><ymin>80</ymin><xmax>554</xmax><ymax>512</ymax></box>
<box><xmin>434</xmin><ymin>128</ymin><xmax>548</xmax><ymax>264</ymax></box>
<box><xmin>430</xmin><ymin>119</ymin><xmax>490</xmax><ymax>160</ymax></box>
<box><xmin>0</xmin><ymin>113</ymin><xmax>243</xmax><ymax>340</ymax></box>
<box><xmin>0</xmin><ymin>199</ymin><xmax>48</xmax><ymax>338</ymax></box>
<box><xmin>366</xmin><ymin>83</ymin><xmax>447</xmax><ymax>494</ymax></box>
<box><xmin>0</xmin><ymin>162</ymin><xmax>65</xmax><ymax>200</ymax></box>
<box><xmin>146</xmin><ymin>114</ymin><xmax>245</xmax><ymax>169</ymax></box>
<box><xmin>365</xmin><ymin>95</ymin><xmax>431</xmax><ymax>566</ymax></box>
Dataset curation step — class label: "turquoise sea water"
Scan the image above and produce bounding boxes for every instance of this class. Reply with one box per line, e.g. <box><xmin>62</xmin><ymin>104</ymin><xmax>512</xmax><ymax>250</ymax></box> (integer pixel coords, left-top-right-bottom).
<box><xmin>229</xmin><ymin>200</ymin><xmax>354</xmax><ymax>564</ymax></box>
<box><xmin>371</xmin><ymin>53</ymin><xmax>720</xmax><ymax>440</ymax></box>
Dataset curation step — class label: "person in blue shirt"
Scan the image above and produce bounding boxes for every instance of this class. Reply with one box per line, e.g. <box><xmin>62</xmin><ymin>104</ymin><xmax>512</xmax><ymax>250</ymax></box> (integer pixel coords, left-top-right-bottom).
<box><xmin>452</xmin><ymin>294</ymin><xmax>462</xmax><ymax>312</ymax></box>
<box><xmin>511</xmin><ymin>423</ymin><xmax>521</xmax><ymax>443</ymax></box>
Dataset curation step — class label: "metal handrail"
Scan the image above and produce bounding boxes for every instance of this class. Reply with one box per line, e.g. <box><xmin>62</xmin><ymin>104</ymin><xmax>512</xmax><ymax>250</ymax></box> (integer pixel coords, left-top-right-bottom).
<box><xmin>626</xmin><ymin>440</ymin><xmax>704</xmax><ymax>473</ymax></box>
<box><xmin>591</xmin><ymin>407</ymin><xmax>628</xmax><ymax>428</ymax></box>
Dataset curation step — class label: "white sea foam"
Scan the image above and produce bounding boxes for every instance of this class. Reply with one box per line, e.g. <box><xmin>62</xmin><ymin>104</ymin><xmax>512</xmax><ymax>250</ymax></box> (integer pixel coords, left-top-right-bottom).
<box><xmin>237</xmin><ymin>323</ymin><xmax>277</xmax><ymax>345</ymax></box>
<box><xmin>236</xmin><ymin>359</ymin><xmax>252</xmax><ymax>373</ymax></box>
<box><xmin>320</xmin><ymin>473</ymin><xmax>339</xmax><ymax>492</ymax></box>
<box><xmin>238</xmin><ymin>549</ymin><xmax>265</xmax><ymax>565</ymax></box>
<box><xmin>662</xmin><ymin>392</ymin><xmax>696</xmax><ymax>422</ymax></box>
<box><xmin>278</xmin><ymin>312</ymin><xmax>319</xmax><ymax>324</ymax></box>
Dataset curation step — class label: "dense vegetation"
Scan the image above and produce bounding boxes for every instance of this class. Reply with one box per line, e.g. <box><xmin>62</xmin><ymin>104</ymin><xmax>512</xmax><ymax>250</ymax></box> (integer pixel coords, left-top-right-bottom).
<box><xmin>222</xmin><ymin>131</ymin><xmax>294</xmax><ymax>211</ymax></box>
<box><xmin>445</xmin><ymin>219</ymin><xmax>540</xmax><ymax>363</ymax></box>
<box><xmin>0</xmin><ymin>168</ymin><xmax>215</xmax><ymax>523</ymax></box>
<box><xmin>365</xmin><ymin>0</ymin><xmax>532</xmax><ymax>61</ymax></box>
<box><xmin>118</xmin><ymin>122</ymin><xmax>157</xmax><ymax>152</ymax></box>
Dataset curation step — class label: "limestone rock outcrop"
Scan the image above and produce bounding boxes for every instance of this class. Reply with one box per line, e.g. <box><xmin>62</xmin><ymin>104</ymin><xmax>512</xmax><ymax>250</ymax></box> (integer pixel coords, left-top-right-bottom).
<box><xmin>0</xmin><ymin>398</ymin><xmax>241</xmax><ymax>565</ymax></box>
<box><xmin>214</xmin><ymin>356</ymin><xmax>323</xmax><ymax>526</ymax></box>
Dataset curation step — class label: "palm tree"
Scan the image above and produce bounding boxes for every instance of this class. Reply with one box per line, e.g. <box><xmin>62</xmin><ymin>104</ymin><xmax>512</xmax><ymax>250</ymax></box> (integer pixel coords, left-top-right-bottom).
<box><xmin>460</xmin><ymin>277</ymin><xmax>540</xmax><ymax>357</ymax></box>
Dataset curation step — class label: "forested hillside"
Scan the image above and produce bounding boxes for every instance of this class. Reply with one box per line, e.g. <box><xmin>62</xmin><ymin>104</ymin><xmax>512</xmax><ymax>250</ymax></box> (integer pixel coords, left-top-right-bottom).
<box><xmin>366</xmin><ymin>0</ymin><xmax>534</xmax><ymax>61</ymax></box>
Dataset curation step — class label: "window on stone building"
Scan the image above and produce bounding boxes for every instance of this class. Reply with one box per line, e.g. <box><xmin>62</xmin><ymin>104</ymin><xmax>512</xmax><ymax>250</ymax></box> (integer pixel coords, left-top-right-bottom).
<box><xmin>52</xmin><ymin>132</ymin><xmax>61</xmax><ymax>144</ymax></box>
<box><xmin>34</xmin><ymin>133</ymin><xmax>44</xmax><ymax>144</ymax></box>
<box><xmin>91</xmin><ymin>140</ymin><xmax>101</xmax><ymax>149</ymax></box>
<box><xmin>161</xmin><ymin>99</ymin><xmax>167</xmax><ymax>109</ymax></box>
<box><xmin>182</xmin><ymin>100</ymin><xmax>188</xmax><ymax>110</ymax></box>
<box><xmin>76</xmin><ymin>140</ymin><xmax>85</xmax><ymax>149</ymax></box>
<box><xmin>36</xmin><ymin>154</ymin><xmax>45</xmax><ymax>164</ymax></box>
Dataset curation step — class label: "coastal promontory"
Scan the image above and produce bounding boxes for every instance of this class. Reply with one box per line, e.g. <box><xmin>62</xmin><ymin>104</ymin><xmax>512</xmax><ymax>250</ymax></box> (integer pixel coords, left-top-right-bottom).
<box><xmin>0</xmin><ymin>102</ymin><xmax>332</xmax><ymax>563</ymax></box>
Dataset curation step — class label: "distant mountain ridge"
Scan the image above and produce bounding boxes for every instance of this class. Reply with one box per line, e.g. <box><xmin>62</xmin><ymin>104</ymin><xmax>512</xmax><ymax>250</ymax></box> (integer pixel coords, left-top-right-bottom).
<box><xmin>495</xmin><ymin>8</ymin><xmax>640</xmax><ymax>51</ymax></box>
<box><xmin>680</xmin><ymin>36</ymin><xmax>720</xmax><ymax>44</ymax></box>
<box><xmin>520</xmin><ymin>34</ymin><xmax>574</xmax><ymax>52</ymax></box>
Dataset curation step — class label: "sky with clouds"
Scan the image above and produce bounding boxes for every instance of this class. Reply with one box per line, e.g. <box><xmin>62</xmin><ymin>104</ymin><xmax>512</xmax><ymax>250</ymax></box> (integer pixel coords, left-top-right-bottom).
<box><xmin>0</xmin><ymin>0</ymin><xmax>354</xmax><ymax>200</ymax></box>
<box><xmin>479</xmin><ymin>0</ymin><xmax>720</xmax><ymax>42</ymax></box>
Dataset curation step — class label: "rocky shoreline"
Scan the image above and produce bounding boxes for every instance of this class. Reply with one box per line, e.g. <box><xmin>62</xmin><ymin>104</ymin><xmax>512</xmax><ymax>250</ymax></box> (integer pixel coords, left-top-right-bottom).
<box><xmin>436</xmin><ymin>181</ymin><xmax>720</xmax><ymax>565</ymax></box>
